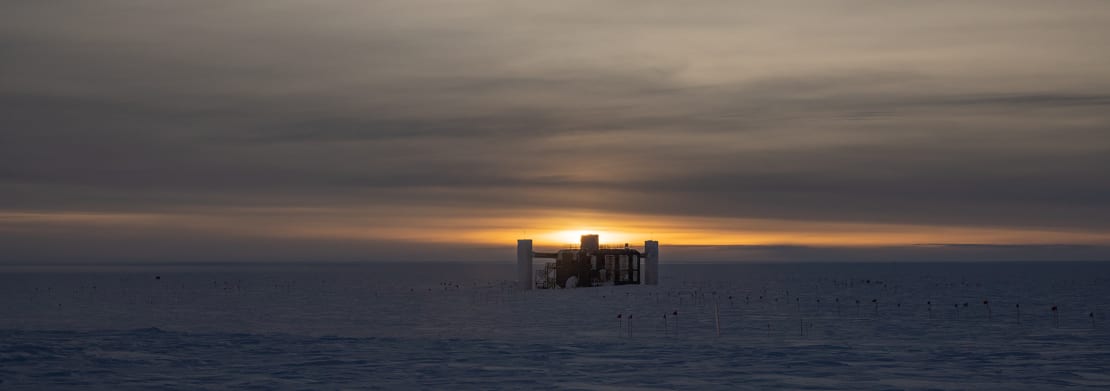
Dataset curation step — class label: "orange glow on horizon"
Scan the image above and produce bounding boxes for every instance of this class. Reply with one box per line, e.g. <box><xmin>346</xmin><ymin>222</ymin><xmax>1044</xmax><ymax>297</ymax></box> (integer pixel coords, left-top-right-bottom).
<box><xmin>5</xmin><ymin>208</ymin><xmax>1110</xmax><ymax>249</ymax></box>
<box><xmin>429</xmin><ymin>210</ymin><xmax>1110</xmax><ymax>250</ymax></box>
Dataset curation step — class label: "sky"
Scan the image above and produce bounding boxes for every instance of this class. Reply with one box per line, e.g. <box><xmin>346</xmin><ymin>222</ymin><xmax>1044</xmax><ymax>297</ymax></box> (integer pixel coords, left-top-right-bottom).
<box><xmin>2</xmin><ymin>1</ymin><xmax>1110</xmax><ymax>263</ymax></box>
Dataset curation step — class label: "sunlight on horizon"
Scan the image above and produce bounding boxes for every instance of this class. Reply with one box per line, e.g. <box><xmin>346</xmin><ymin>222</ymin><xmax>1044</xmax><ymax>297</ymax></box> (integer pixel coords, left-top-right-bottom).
<box><xmin>6</xmin><ymin>209</ymin><xmax>1110</xmax><ymax>250</ymax></box>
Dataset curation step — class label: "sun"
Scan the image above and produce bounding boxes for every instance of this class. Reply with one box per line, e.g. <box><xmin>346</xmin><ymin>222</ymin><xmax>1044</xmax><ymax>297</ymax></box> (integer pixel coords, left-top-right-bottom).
<box><xmin>557</xmin><ymin>230</ymin><xmax>592</xmax><ymax>244</ymax></box>
<box><xmin>541</xmin><ymin>228</ymin><xmax>640</xmax><ymax>247</ymax></box>
<box><xmin>537</xmin><ymin>229</ymin><xmax>605</xmax><ymax>246</ymax></box>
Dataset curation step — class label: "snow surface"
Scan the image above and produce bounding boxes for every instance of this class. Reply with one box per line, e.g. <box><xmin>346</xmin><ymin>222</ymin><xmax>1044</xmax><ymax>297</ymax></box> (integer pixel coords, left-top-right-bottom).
<box><xmin>2</xmin><ymin>262</ymin><xmax>1109</xmax><ymax>390</ymax></box>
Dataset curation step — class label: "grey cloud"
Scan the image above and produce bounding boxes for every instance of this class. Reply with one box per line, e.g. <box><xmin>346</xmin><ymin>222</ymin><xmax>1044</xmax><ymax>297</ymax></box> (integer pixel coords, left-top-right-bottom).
<box><xmin>2</xmin><ymin>1</ymin><xmax>1110</xmax><ymax>262</ymax></box>
<box><xmin>919</xmin><ymin>94</ymin><xmax>1110</xmax><ymax>108</ymax></box>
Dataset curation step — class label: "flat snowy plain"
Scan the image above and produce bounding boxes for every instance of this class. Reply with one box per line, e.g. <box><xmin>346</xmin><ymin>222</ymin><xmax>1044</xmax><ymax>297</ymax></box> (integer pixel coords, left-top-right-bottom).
<box><xmin>2</xmin><ymin>262</ymin><xmax>1109</xmax><ymax>390</ymax></box>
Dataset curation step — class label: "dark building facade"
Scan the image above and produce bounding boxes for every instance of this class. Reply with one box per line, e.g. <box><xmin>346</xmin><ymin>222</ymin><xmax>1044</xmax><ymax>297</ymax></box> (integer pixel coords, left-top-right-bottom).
<box><xmin>536</xmin><ymin>235</ymin><xmax>642</xmax><ymax>288</ymax></box>
<box><xmin>518</xmin><ymin>234</ymin><xmax>658</xmax><ymax>290</ymax></box>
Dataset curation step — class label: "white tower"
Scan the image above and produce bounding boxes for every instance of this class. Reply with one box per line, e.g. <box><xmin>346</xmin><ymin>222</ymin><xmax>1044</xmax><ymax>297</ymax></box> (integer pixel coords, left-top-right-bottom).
<box><xmin>644</xmin><ymin>240</ymin><xmax>659</xmax><ymax>285</ymax></box>
<box><xmin>517</xmin><ymin>239</ymin><xmax>533</xmax><ymax>290</ymax></box>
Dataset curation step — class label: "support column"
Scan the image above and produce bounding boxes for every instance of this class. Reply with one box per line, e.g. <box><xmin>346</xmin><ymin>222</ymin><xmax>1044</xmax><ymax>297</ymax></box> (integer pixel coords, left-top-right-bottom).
<box><xmin>517</xmin><ymin>239</ymin><xmax>533</xmax><ymax>290</ymax></box>
<box><xmin>644</xmin><ymin>240</ymin><xmax>659</xmax><ymax>285</ymax></box>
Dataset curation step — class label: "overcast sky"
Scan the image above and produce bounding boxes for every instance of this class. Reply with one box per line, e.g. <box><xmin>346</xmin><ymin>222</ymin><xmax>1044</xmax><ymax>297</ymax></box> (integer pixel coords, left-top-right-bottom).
<box><xmin>3</xmin><ymin>1</ymin><xmax>1110</xmax><ymax>263</ymax></box>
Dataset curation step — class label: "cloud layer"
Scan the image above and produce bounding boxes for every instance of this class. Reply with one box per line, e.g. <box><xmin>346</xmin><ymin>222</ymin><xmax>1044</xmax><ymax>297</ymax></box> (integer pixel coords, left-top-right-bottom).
<box><xmin>3</xmin><ymin>1</ymin><xmax>1110</xmax><ymax>262</ymax></box>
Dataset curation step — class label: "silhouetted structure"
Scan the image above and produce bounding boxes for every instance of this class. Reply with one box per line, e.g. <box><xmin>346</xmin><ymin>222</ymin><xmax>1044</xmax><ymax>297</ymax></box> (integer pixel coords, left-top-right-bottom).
<box><xmin>517</xmin><ymin>235</ymin><xmax>659</xmax><ymax>289</ymax></box>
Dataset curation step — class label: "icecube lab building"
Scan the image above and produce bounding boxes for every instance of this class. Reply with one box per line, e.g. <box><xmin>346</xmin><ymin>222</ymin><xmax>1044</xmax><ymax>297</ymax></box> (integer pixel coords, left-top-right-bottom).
<box><xmin>517</xmin><ymin>234</ymin><xmax>659</xmax><ymax>289</ymax></box>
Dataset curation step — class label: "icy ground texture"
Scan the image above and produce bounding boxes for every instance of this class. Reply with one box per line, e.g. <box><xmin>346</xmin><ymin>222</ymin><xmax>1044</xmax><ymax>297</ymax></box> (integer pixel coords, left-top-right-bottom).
<box><xmin>2</xmin><ymin>262</ymin><xmax>1109</xmax><ymax>390</ymax></box>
